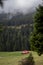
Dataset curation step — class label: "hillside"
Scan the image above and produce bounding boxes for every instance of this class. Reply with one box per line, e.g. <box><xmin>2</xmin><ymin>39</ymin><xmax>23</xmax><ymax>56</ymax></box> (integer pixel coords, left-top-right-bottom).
<box><xmin>0</xmin><ymin>12</ymin><xmax>34</xmax><ymax>26</ymax></box>
<box><xmin>0</xmin><ymin>11</ymin><xmax>34</xmax><ymax>51</ymax></box>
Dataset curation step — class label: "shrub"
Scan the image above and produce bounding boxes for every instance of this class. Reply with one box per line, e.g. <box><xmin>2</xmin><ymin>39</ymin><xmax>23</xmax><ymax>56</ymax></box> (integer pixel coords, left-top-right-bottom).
<box><xmin>19</xmin><ymin>53</ymin><xmax>35</xmax><ymax>65</ymax></box>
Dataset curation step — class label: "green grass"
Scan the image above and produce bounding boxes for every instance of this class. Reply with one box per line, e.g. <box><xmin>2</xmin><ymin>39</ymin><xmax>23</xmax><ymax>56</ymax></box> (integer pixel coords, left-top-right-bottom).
<box><xmin>0</xmin><ymin>52</ymin><xmax>22</xmax><ymax>57</ymax></box>
<box><xmin>0</xmin><ymin>52</ymin><xmax>29</xmax><ymax>65</ymax></box>
<box><xmin>0</xmin><ymin>51</ymin><xmax>43</xmax><ymax>65</ymax></box>
<box><xmin>32</xmin><ymin>51</ymin><xmax>43</xmax><ymax>65</ymax></box>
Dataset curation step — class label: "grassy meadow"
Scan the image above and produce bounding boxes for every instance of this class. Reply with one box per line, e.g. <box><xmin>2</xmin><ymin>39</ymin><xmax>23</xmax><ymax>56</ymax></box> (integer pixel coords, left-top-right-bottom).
<box><xmin>0</xmin><ymin>51</ymin><xmax>43</xmax><ymax>65</ymax></box>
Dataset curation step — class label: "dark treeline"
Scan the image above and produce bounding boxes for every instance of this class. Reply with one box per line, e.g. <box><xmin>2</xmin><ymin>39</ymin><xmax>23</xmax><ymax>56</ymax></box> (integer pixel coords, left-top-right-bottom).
<box><xmin>0</xmin><ymin>24</ymin><xmax>32</xmax><ymax>51</ymax></box>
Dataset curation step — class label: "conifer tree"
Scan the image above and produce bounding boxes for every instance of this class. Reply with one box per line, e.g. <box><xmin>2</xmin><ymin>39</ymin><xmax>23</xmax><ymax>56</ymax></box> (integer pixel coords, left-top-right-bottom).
<box><xmin>30</xmin><ymin>5</ymin><xmax>43</xmax><ymax>56</ymax></box>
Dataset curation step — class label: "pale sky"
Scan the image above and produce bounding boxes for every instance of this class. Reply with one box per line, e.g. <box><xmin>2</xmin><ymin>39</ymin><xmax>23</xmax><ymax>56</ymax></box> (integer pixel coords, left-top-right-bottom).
<box><xmin>0</xmin><ymin>0</ymin><xmax>43</xmax><ymax>14</ymax></box>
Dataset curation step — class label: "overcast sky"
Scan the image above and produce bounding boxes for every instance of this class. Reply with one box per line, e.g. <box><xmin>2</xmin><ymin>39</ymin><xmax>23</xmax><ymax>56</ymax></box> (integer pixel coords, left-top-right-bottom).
<box><xmin>0</xmin><ymin>0</ymin><xmax>43</xmax><ymax>14</ymax></box>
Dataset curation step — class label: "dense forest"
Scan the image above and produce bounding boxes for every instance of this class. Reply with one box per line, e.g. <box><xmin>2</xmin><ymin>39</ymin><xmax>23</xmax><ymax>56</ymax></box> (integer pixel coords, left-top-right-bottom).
<box><xmin>0</xmin><ymin>24</ymin><xmax>32</xmax><ymax>51</ymax></box>
<box><xmin>0</xmin><ymin>12</ymin><xmax>33</xmax><ymax>51</ymax></box>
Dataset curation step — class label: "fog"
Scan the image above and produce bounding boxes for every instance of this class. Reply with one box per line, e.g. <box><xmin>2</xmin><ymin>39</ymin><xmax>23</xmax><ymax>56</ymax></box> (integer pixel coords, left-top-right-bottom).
<box><xmin>0</xmin><ymin>0</ymin><xmax>43</xmax><ymax>14</ymax></box>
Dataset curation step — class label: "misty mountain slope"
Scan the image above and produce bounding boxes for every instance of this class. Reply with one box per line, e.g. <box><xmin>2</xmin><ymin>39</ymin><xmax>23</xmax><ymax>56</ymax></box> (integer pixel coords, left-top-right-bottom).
<box><xmin>0</xmin><ymin>13</ymin><xmax>10</xmax><ymax>25</ymax></box>
<box><xmin>0</xmin><ymin>12</ymin><xmax>35</xmax><ymax>26</ymax></box>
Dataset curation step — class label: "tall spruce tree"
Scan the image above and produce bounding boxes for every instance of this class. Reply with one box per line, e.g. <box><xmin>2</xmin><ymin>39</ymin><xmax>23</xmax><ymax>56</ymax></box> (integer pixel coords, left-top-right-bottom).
<box><xmin>30</xmin><ymin>5</ymin><xmax>43</xmax><ymax>56</ymax></box>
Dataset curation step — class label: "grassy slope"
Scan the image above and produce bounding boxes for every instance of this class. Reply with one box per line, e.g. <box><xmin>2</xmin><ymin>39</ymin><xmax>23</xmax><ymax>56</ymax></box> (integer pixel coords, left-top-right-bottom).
<box><xmin>0</xmin><ymin>52</ymin><xmax>29</xmax><ymax>65</ymax></box>
<box><xmin>32</xmin><ymin>51</ymin><xmax>43</xmax><ymax>65</ymax></box>
<box><xmin>0</xmin><ymin>51</ymin><xmax>43</xmax><ymax>65</ymax></box>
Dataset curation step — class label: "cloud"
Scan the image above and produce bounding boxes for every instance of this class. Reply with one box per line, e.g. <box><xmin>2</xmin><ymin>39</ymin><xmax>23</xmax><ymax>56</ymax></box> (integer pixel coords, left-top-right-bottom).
<box><xmin>0</xmin><ymin>0</ymin><xmax>42</xmax><ymax>14</ymax></box>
